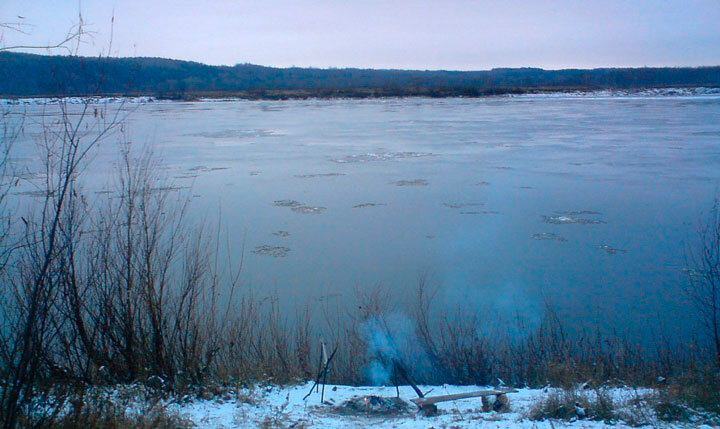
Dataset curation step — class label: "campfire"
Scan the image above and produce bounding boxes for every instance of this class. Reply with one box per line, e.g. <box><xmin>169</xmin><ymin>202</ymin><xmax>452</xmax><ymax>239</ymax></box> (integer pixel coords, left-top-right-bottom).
<box><xmin>305</xmin><ymin>334</ymin><xmax>517</xmax><ymax>418</ymax></box>
<box><xmin>337</xmin><ymin>395</ymin><xmax>410</xmax><ymax>416</ymax></box>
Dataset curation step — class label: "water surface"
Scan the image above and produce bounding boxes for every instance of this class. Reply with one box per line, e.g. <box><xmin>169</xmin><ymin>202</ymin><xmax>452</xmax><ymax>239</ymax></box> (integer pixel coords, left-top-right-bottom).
<box><xmin>8</xmin><ymin>95</ymin><xmax>720</xmax><ymax>337</ymax></box>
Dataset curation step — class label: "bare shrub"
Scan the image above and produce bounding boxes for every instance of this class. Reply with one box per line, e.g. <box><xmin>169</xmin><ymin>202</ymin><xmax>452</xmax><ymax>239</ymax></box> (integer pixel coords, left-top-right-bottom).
<box><xmin>686</xmin><ymin>197</ymin><xmax>720</xmax><ymax>367</ymax></box>
<box><xmin>527</xmin><ymin>387</ymin><xmax>617</xmax><ymax>422</ymax></box>
<box><xmin>654</xmin><ymin>367</ymin><xmax>720</xmax><ymax>420</ymax></box>
<box><xmin>0</xmin><ymin>99</ymin><xmax>123</xmax><ymax>427</ymax></box>
<box><xmin>34</xmin><ymin>387</ymin><xmax>191</xmax><ymax>429</ymax></box>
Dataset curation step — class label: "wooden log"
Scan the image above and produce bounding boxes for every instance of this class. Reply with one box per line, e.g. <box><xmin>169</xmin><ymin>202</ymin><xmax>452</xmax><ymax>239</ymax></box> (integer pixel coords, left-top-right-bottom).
<box><xmin>302</xmin><ymin>344</ymin><xmax>338</xmax><ymax>402</ymax></box>
<box><xmin>481</xmin><ymin>395</ymin><xmax>492</xmax><ymax>412</ymax></box>
<box><xmin>392</xmin><ymin>358</ymin><xmax>424</xmax><ymax>398</ymax></box>
<box><xmin>493</xmin><ymin>393</ymin><xmax>510</xmax><ymax>412</ymax></box>
<box><xmin>410</xmin><ymin>388</ymin><xmax>517</xmax><ymax>408</ymax></box>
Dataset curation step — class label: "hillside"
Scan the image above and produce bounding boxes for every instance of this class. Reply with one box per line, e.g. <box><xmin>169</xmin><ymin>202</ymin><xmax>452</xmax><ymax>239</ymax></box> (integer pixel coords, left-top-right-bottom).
<box><xmin>1</xmin><ymin>52</ymin><xmax>719</xmax><ymax>99</ymax></box>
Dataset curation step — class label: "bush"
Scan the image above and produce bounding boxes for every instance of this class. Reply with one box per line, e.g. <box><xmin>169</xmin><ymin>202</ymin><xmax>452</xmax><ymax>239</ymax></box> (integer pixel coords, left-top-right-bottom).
<box><xmin>647</xmin><ymin>368</ymin><xmax>720</xmax><ymax>424</ymax></box>
<box><xmin>15</xmin><ymin>385</ymin><xmax>192</xmax><ymax>429</ymax></box>
<box><xmin>47</xmin><ymin>403</ymin><xmax>191</xmax><ymax>429</ymax></box>
<box><xmin>527</xmin><ymin>387</ymin><xmax>617</xmax><ymax>423</ymax></box>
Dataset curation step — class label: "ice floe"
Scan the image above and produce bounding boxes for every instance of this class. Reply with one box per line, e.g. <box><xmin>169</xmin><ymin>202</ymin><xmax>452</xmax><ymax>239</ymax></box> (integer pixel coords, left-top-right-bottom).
<box><xmin>274</xmin><ymin>200</ymin><xmax>304</xmax><ymax>207</ymax></box>
<box><xmin>294</xmin><ymin>173</ymin><xmax>346</xmax><ymax>178</ymax></box>
<box><xmin>532</xmin><ymin>233</ymin><xmax>568</xmax><ymax>242</ymax></box>
<box><xmin>291</xmin><ymin>206</ymin><xmax>326</xmax><ymax>214</ymax></box>
<box><xmin>252</xmin><ymin>245</ymin><xmax>291</xmax><ymax>257</ymax></box>
<box><xmin>542</xmin><ymin>215</ymin><xmax>605</xmax><ymax>225</ymax></box>
<box><xmin>597</xmin><ymin>244</ymin><xmax>627</xmax><ymax>255</ymax></box>
<box><xmin>331</xmin><ymin>152</ymin><xmax>432</xmax><ymax>164</ymax></box>
<box><xmin>391</xmin><ymin>179</ymin><xmax>429</xmax><ymax>186</ymax></box>
<box><xmin>352</xmin><ymin>203</ymin><xmax>386</xmax><ymax>208</ymax></box>
<box><xmin>443</xmin><ymin>202</ymin><xmax>484</xmax><ymax>209</ymax></box>
<box><xmin>185</xmin><ymin>129</ymin><xmax>280</xmax><ymax>138</ymax></box>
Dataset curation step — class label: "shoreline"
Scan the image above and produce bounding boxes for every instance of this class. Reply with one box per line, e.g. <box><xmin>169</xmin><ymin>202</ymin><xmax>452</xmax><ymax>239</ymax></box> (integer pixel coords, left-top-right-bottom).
<box><xmin>2</xmin><ymin>86</ymin><xmax>720</xmax><ymax>104</ymax></box>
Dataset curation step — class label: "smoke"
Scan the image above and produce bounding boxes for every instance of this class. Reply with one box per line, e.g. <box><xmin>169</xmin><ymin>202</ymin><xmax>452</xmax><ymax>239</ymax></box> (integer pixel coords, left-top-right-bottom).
<box><xmin>359</xmin><ymin>312</ymin><xmax>427</xmax><ymax>385</ymax></box>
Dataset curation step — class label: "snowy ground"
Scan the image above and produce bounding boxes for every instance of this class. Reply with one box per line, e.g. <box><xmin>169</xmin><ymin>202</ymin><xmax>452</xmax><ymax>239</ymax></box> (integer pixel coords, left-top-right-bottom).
<box><xmin>168</xmin><ymin>382</ymin><xmax>667</xmax><ymax>428</ymax></box>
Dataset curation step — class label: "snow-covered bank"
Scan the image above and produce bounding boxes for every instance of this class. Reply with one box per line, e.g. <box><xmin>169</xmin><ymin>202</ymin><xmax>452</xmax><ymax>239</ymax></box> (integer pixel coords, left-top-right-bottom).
<box><xmin>0</xmin><ymin>96</ymin><xmax>156</xmax><ymax>105</ymax></box>
<box><xmin>2</xmin><ymin>87</ymin><xmax>720</xmax><ymax>105</ymax></box>
<box><xmin>159</xmin><ymin>382</ymin><xmax>667</xmax><ymax>428</ymax></box>
<box><xmin>508</xmin><ymin>87</ymin><xmax>720</xmax><ymax>99</ymax></box>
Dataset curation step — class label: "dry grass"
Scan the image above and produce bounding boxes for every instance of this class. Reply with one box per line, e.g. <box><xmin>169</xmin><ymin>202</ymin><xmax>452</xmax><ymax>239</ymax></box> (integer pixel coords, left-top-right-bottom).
<box><xmin>46</xmin><ymin>404</ymin><xmax>191</xmax><ymax>429</ymax></box>
<box><xmin>16</xmin><ymin>385</ymin><xmax>192</xmax><ymax>429</ymax></box>
<box><xmin>526</xmin><ymin>387</ymin><xmax>618</xmax><ymax>423</ymax></box>
<box><xmin>647</xmin><ymin>368</ymin><xmax>720</xmax><ymax>424</ymax></box>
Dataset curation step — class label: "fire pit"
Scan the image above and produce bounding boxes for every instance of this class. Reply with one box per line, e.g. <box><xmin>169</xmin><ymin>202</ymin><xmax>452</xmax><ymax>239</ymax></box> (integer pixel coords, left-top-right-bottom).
<box><xmin>335</xmin><ymin>395</ymin><xmax>410</xmax><ymax>416</ymax></box>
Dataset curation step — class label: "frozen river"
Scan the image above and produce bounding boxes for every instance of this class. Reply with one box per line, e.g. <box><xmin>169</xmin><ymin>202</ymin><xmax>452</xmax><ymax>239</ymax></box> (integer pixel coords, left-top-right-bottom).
<box><xmin>7</xmin><ymin>94</ymin><xmax>720</xmax><ymax>337</ymax></box>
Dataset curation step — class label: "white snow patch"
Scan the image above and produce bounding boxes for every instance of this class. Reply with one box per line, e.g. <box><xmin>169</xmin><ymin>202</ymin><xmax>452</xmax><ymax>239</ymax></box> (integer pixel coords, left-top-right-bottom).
<box><xmin>508</xmin><ymin>87</ymin><xmax>720</xmax><ymax>99</ymax></box>
<box><xmin>167</xmin><ymin>382</ymin><xmax>659</xmax><ymax>428</ymax></box>
<box><xmin>0</xmin><ymin>96</ymin><xmax>156</xmax><ymax>105</ymax></box>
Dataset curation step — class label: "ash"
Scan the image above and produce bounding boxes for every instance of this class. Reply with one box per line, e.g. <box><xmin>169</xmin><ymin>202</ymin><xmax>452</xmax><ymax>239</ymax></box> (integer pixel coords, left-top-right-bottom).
<box><xmin>334</xmin><ymin>395</ymin><xmax>411</xmax><ymax>416</ymax></box>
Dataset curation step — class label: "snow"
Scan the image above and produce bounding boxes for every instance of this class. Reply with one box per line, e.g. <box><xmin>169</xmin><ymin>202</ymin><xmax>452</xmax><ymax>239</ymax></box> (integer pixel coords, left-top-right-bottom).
<box><xmin>168</xmin><ymin>382</ymin><xmax>660</xmax><ymax>428</ymax></box>
<box><xmin>3</xmin><ymin>87</ymin><xmax>720</xmax><ymax>106</ymax></box>
<box><xmin>0</xmin><ymin>96</ymin><xmax>156</xmax><ymax>105</ymax></box>
<box><xmin>508</xmin><ymin>87</ymin><xmax>720</xmax><ymax>99</ymax></box>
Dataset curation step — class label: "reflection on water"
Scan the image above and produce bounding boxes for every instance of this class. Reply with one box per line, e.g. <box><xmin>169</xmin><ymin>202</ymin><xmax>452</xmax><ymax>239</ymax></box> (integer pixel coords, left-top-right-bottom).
<box><xmin>7</xmin><ymin>96</ymin><xmax>720</xmax><ymax>339</ymax></box>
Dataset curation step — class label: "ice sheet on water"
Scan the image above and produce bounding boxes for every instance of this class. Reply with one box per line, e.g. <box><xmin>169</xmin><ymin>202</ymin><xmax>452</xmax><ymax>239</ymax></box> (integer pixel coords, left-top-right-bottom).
<box><xmin>532</xmin><ymin>232</ymin><xmax>568</xmax><ymax>242</ymax></box>
<box><xmin>274</xmin><ymin>199</ymin><xmax>326</xmax><ymax>214</ymax></box>
<box><xmin>150</xmin><ymin>186</ymin><xmax>191</xmax><ymax>193</ymax></box>
<box><xmin>542</xmin><ymin>213</ymin><xmax>605</xmax><ymax>225</ymax></box>
<box><xmin>331</xmin><ymin>151</ymin><xmax>432</xmax><ymax>164</ymax></box>
<box><xmin>443</xmin><ymin>202</ymin><xmax>484</xmax><ymax>209</ymax></box>
<box><xmin>13</xmin><ymin>190</ymin><xmax>54</xmax><ymax>198</ymax></box>
<box><xmin>185</xmin><ymin>129</ymin><xmax>280</xmax><ymax>138</ymax></box>
<box><xmin>556</xmin><ymin>210</ymin><xmax>602</xmax><ymax>216</ymax></box>
<box><xmin>391</xmin><ymin>179</ymin><xmax>429</xmax><ymax>186</ymax></box>
<box><xmin>461</xmin><ymin>210</ymin><xmax>500</xmax><ymax>215</ymax></box>
<box><xmin>274</xmin><ymin>200</ymin><xmax>304</xmax><ymax>207</ymax></box>
<box><xmin>352</xmin><ymin>203</ymin><xmax>386</xmax><ymax>208</ymax></box>
<box><xmin>597</xmin><ymin>244</ymin><xmax>627</xmax><ymax>255</ymax></box>
<box><xmin>294</xmin><ymin>173</ymin><xmax>346</xmax><ymax>178</ymax></box>
<box><xmin>252</xmin><ymin>245</ymin><xmax>291</xmax><ymax>257</ymax></box>
<box><xmin>291</xmin><ymin>206</ymin><xmax>326</xmax><ymax>214</ymax></box>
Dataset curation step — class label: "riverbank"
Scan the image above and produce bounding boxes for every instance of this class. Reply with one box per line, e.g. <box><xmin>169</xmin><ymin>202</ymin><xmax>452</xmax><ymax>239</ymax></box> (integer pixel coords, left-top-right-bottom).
<box><xmin>2</xmin><ymin>86</ymin><xmax>720</xmax><ymax>103</ymax></box>
<box><xmin>29</xmin><ymin>380</ymin><xmax>720</xmax><ymax>428</ymax></box>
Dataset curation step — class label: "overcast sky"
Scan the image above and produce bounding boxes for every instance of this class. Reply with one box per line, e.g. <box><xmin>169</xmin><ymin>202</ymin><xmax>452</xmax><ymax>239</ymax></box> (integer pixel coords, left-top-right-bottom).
<box><xmin>1</xmin><ymin>0</ymin><xmax>719</xmax><ymax>70</ymax></box>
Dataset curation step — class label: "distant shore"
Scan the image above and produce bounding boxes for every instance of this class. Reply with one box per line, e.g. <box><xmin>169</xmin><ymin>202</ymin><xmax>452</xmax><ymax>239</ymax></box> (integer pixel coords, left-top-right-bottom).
<box><xmin>2</xmin><ymin>51</ymin><xmax>720</xmax><ymax>101</ymax></box>
<box><xmin>2</xmin><ymin>86</ymin><xmax>719</xmax><ymax>103</ymax></box>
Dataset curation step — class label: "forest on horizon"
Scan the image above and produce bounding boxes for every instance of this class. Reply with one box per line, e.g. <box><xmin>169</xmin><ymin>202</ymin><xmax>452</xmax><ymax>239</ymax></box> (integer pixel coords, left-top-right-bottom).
<box><xmin>1</xmin><ymin>52</ymin><xmax>720</xmax><ymax>99</ymax></box>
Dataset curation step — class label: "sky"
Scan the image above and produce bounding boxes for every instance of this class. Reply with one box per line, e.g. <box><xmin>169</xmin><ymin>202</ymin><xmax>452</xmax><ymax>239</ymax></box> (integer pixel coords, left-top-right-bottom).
<box><xmin>1</xmin><ymin>0</ymin><xmax>719</xmax><ymax>70</ymax></box>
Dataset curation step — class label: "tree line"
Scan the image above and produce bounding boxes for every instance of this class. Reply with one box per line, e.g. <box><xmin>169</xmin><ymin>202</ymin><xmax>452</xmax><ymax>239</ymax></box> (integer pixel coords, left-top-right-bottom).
<box><xmin>1</xmin><ymin>52</ymin><xmax>719</xmax><ymax>98</ymax></box>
